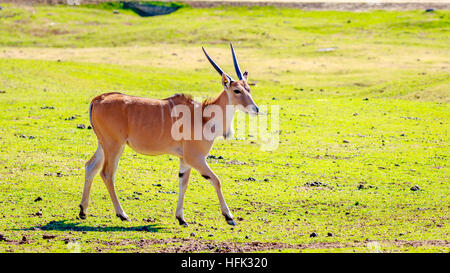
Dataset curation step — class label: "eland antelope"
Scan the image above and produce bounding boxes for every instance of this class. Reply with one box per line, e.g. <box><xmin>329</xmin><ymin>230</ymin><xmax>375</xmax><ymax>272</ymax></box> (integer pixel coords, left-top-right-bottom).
<box><xmin>79</xmin><ymin>43</ymin><xmax>259</xmax><ymax>226</ymax></box>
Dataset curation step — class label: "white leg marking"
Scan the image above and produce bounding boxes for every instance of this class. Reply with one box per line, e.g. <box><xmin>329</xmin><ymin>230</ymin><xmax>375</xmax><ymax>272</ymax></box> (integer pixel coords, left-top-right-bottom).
<box><xmin>176</xmin><ymin>159</ymin><xmax>191</xmax><ymax>225</ymax></box>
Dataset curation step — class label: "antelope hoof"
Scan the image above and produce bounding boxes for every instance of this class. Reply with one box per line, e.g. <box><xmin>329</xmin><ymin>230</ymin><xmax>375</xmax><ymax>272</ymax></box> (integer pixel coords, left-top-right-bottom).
<box><xmin>79</xmin><ymin>205</ymin><xmax>86</xmax><ymax>220</ymax></box>
<box><xmin>224</xmin><ymin>215</ymin><xmax>236</xmax><ymax>226</ymax></box>
<box><xmin>226</xmin><ymin>219</ymin><xmax>236</xmax><ymax>226</ymax></box>
<box><xmin>116</xmin><ymin>214</ymin><xmax>130</xmax><ymax>222</ymax></box>
<box><xmin>177</xmin><ymin>217</ymin><xmax>188</xmax><ymax>227</ymax></box>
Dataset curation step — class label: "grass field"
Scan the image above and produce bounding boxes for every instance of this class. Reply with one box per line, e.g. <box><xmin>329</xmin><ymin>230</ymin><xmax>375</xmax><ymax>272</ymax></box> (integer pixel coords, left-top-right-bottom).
<box><xmin>0</xmin><ymin>3</ymin><xmax>449</xmax><ymax>252</ymax></box>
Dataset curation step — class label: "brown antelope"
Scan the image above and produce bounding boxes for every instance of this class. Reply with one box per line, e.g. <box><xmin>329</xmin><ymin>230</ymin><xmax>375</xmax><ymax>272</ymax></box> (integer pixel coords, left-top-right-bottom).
<box><xmin>79</xmin><ymin>43</ymin><xmax>259</xmax><ymax>226</ymax></box>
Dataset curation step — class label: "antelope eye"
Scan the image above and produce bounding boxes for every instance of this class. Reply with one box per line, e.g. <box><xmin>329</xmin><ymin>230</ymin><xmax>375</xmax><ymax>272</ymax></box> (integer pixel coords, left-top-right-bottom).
<box><xmin>233</xmin><ymin>89</ymin><xmax>241</xmax><ymax>94</ymax></box>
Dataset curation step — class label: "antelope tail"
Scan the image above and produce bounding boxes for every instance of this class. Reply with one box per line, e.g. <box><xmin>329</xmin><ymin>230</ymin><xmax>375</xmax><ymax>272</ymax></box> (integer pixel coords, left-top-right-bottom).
<box><xmin>89</xmin><ymin>101</ymin><xmax>94</xmax><ymax>132</ymax></box>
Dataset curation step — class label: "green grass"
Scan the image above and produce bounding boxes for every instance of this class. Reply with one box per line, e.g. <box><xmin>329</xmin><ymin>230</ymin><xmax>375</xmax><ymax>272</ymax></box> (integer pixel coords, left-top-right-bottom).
<box><xmin>0</xmin><ymin>3</ymin><xmax>448</xmax><ymax>253</ymax></box>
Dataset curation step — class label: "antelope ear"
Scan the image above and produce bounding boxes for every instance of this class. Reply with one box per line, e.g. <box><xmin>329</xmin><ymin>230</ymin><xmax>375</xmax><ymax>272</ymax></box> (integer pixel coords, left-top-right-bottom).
<box><xmin>243</xmin><ymin>71</ymin><xmax>248</xmax><ymax>81</ymax></box>
<box><xmin>222</xmin><ymin>73</ymin><xmax>231</xmax><ymax>89</ymax></box>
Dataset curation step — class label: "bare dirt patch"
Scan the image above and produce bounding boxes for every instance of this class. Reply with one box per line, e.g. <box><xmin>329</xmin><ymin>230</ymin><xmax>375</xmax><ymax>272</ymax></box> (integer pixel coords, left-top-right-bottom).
<box><xmin>107</xmin><ymin>237</ymin><xmax>356</xmax><ymax>252</ymax></box>
<box><xmin>185</xmin><ymin>1</ymin><xmax>450</xmax><ymax>11</ymax></box>
<box><xmin>3</xmin><ymin>1</ymin><xmax>450</xmax><ymax>11</ymax></box>
<box><xmin>95</xmin><ymin>237</ymin><xmax>450</xmax><ymax>252</ymax></box>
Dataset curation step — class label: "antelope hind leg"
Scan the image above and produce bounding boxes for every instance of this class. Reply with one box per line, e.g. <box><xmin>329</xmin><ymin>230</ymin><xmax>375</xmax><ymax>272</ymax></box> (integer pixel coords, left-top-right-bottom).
<box><xmin>99</xmin><ymin>144</ymin><xmax>130</xmax><ymax>221</ymax></box>
<box><xmin>79</xmin><ymin>145</ymin><xmax>104</xmax><ymax>219</ymax></box>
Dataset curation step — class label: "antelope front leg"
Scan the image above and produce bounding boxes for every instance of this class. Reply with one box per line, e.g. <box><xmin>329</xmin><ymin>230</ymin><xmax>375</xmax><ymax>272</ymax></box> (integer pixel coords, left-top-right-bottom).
<box><xmin>176</xmin><ymin>159</ymin><xmax>191</xmax><ymax>227</ymax></box>
<box><xmin>189</xmin><ymin>158</ymin><xmax>235</xmax><ymax>225</ymax></box>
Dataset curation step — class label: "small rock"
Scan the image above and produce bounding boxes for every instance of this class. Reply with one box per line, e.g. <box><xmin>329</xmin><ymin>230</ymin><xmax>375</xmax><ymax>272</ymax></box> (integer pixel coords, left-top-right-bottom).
<box><xmin>310</xmin><ymin>232</ymin><xmax>318</xmax><ymax>238</ymax></box>
<box><xmin>353</xmin><ymin>113</ymin><xmax>359</xmax><ymax>116</ymax></box>
<box><xmin>77</xmin><ymin>124</ymin><xmax>86</xmax><ymax>129</ymax></box>
<box><xmin>0</xmin><ymin>233</ymin><xmax>7</xmax><ymax>241</ymax></box>
<box><xmin>21</xmin><ymin>236</ymin><xmax>28</xmax><ymax>243</ymax></box>
<box><xmin>87</xmin><ymin>125</ymin><xmax>92</xmax><ymax>130</ymax></box>
<box><xmin>207</xmin><ymin>155</ymin><xmax>224</xmax><ymax>160</ymax></box>
<box><xmin>244</xmin><ymin>177</ymin><xmax>256</xmax><ymax>182</ymax></box>
<box><xmin>245</xmin><ymin>235</ymin><xmax>250</xmax><ymax>239</ymax></box>
<box><xmin>158</xmin><ymin>190</ymin><xmax>176</xmax><ymax>194</ymax></box>
<box><xmin>327</xmin><ymin>232</ymin><xmax>333</xmax><ymax>237</ymax></box>
<box><xmin>190</xmin><ymin>232</ymin><xmax>196</xmax><ymax>237</ymax></box>
<box><xmin>357</xmin><ymin>184</ymin><xmax>365</xmax><ymax>190</ymax></box>
<box><xmin>35</xmin><ymin>211</ymin><xmax>43</xmax><ymax>217</ymax></box>
<box><xmin>363</xmin><ymin>98</ymin><xmax>369</xmax><ymax>101</ymax></box>
<box><xmin>343</xmin><ymin>140</ymin><xmax>350</xmax><ymax>143</ymax></box>
<box><xmin>264</xmin><ymin>178</ymin><xmax>270</xmax><ymax>182</ymax></box>
<box><xmin>401</xmin><ymin>116</ymin><xmax>420</xmax><ymax>120</ymax></box>
<box><xmin>113</xmin><ymin>10</ymin><xmax>119</xmax><ymax>14</ymax></box>
<box><xmin>425</xmin><ymin>8</ymin><xmax>434</xmax><ymax>12</ymax></box>
<box><xmin>34</xmin><ymin>197</ymin><xmax>43</xmax><ymax>202</ymax></box>
<box><xmin>42</xmin><ymin>234</ymin><xmax>56</xmax><ymax>240</ymax></box>
<box><xmin>305</xmin><ymin>181</ymin><xmax>326</xmax><ymax>187</ymax></box>
<box><xmin>317</xmin><ymin>47</ymin><xmax>337</xmax><ymax>52</ymax></box>
<box><xmin>410</xmin><ymin>185</ymin><xmax>420</xmax><ymax>191</ymax></box>
<box><xmin>208</xmin><ymin>234</ymin><xmax>214</xmax><ymax>237</ymax></box>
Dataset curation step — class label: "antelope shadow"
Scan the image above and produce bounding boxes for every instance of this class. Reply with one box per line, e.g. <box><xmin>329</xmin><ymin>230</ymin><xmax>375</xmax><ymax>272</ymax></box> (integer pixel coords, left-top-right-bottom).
<box><xmin>19</xmin><ymin>220</ymin><xmax>164</xmax><ymax>233</ymax></box>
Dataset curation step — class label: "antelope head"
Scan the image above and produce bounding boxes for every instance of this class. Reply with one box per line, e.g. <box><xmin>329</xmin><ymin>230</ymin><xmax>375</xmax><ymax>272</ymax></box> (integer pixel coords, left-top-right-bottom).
<box><xmin>202</xmin><ymin>43</ymin><xmax>259</xmax><ymax>115</ymax></box>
